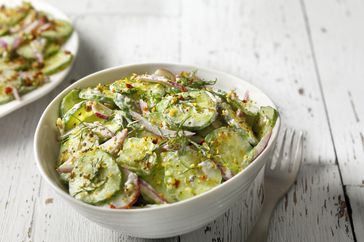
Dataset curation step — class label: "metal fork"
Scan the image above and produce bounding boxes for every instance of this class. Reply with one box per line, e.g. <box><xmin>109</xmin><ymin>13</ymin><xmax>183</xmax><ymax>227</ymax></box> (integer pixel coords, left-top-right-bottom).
<box><xmin>246</xmin><ymin>129</ymin><xmax>304</xmax><ymax>242</ymax></box>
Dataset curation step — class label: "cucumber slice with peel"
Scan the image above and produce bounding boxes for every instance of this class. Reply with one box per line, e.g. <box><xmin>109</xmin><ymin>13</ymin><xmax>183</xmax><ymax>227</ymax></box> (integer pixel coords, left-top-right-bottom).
<box><xmin>156</xmin><ymin>90</ymin><xmax>217</xmax><ymax>131</ymax></box>
<box><xmin>160</xmin><ymin>147</ymin><xmax>222</xmax><ymax>202</ymax></box>
<box><xmin>116</xmin><ymin>137</ymin><xmax>158</xmax><ymax>176</ymax></box>
<box><xmin>220</xmin><ymin>102</ymin><xmax>258</xmax><ymax>145</ymax></box>
<box><xmin>79</xmin><ymin>86</ymin><xmax>115</xmax><ymax>105</ymax></box>
<box><xmin>69</xmin><ymin>149</ymin><xmax>122</xmax><ymax>204</ymax></box>
<box><xmin>44</xmin><ymin>43</ymin><xmax>61</xmax><ymax>58</ymax></box>
<box><xmin>42</xmin><ymin>50</ymin><xmax>73</xmax><ymax>75</ymax></box>
<box><xmin>205</xmin><ymin>127</ymin><xmax>253</xmax><ymax>174</ymax></box>
<box><xmin>40</xmin><ymin>20</ymin><xmax>73</xmax><ymax>43</ymax></box>
<box><xmin>60</xmin><ymin>89</ymin><xmax>81</xmax><ymax>117</ymax></box>
<box><xmin>62</xmin><ymin>101</ymin><xmax>104</xmax><ymax>131</ymax></box>
<box><xmin>253</xmin><ymin>106</ymin><xmax>279</xmax><ymax>139</ymax></box>
<box><xmin>102</xmin><ymin>168</ymin><xmax>140</xmax><ymax>209</ymax></box>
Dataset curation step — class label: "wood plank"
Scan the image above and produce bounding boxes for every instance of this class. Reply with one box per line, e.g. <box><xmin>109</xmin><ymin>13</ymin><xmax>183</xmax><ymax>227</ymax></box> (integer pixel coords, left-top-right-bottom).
<box><xmin>68</xmin><ymin>14</ymin><xmax>180</xmax><ymax>81</ymax></box>
<box><xmin>180</xmin><ymin>0</ymin><xmax>336</xmax><ymax>166</ymax></box>
<box><xmin>178</xmin><ymin>0</ymin><xmax>353</xmax><ymax>241</ymax></box>
<box><xmin>45</xmin><ymin>0</ymin><xmax>180</xmax><ymax>16</ymax></box>
<box><xmin>0</xmin><ymin>82</ymin><xmax>70</xmax><ymax>241</ymax></box>
<box><xmin>182</xmin><ymin>165</ymin><xmax>354</xmax><ymax>242</ymax></box>
<box><xmin>268</xmin><ymin>165</ymin><xmax>353</xmax><ymax>242</ymax></box>
<box><xmin>302</xmin><ymin>0</ymin><xmax>364</xmax><ymax>185</ymax></box>
<box><xmin>346</xmin><ymin>186</ymin><xmax>364</xmax><ymax>241</ymax></box>
<box><xmin>33</xmin><ymin>182</ymin><xmax>177</xmax><ymax>242</ymax></box>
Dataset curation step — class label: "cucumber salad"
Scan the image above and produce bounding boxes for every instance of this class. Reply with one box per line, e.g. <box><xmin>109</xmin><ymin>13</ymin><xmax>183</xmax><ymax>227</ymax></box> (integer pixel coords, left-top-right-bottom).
<box><xmin>56</xmin><ymin>69</ymin><xmax>278</xmax><ymax>208</ymax></box>
<box><xmin>0</xmin><ymin>2</ymin><xmax>73</xmax><ymax>104</ymax></box>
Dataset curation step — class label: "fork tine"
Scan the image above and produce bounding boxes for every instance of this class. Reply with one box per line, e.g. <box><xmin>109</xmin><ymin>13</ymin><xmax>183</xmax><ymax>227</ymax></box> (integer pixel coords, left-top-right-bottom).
<box><xmin>291</xmin><ymin>131</ymin><xmax>304</xmax><ymax>173</ymax></box>
<box><xmin>274</xmin><ymin>128</ymin><xmax>288</xmax><ymax>170</ymax></box>
<box><xmin>287</xmin><ymin>129</ymin><xmax>296</xmax><ymax>172</ymax></box>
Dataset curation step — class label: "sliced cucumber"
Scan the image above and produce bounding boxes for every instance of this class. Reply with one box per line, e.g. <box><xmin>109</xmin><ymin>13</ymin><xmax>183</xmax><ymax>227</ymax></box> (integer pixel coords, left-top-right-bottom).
<box><xmin>0</xmin><ymin>2</ymin><xmax>32</xmax><ymax>27</ymax></box>
<box><xmin>140</xmin><ymin>164</ymin><xmax>171</xmax><ymax>202</ymax></box>
<box><xmin>41</xmin><ymin>20</ymin><xmax>73</xmax><ymax>43</ymax></box>
<box><xmin>69</xmin><ymin>149</ymin><xmax>122</xmax><ymax>204</ymax></box>
<box><xmin>16</xmin><ymin>38</ymin><xmax>47</xmax><ymax>59</ymax></box>
<box><xmin>79</xmin><ymin>86</ymin><xmax>115</xmax><ymax>105</ymax></box>
<box><xmin>102</xmin><ymin>168</ymin><xmax>140</xmax><ymax>208</ymax></box>
<box><xmin>42</xmin><ymin>50</ymin><xmax>73</xmax><ymax>75</ymax></box>
<box><xmin>116</xmin><ymin>137</ymin><xmax>158</xmax><ymax>176</ymax></box>
<box><xmin>62</xmin><ymin>101</ymin><xmax>104</xmax><ymax>131</ymax></box>
<box><xmin>44</xmin><ymin>43</ymin><xmax>60</xmax><ymax>58</ymax></box>
<box><xmin>60</xmin><ymin>89</ymin><xmax>81</xmax><ymax>117</ymax></box>
<box><xmin>253</xmin><ymin>106</ymin><xmax>279</xmax><ymax>139</ymax></box>
<box><xmin>103</xmin><ymin>110</ymin><xmax>127</xmax><ymax>134</ymax></box>
<box><xmin>0</xmin><ymin>58</ymin><xmax>28</xmax><ymax>71</ymax></box>
<box><xmin>205</xmin><ymin>127</ymin><xmax>253</xmax><ymax>174</ymax></box>
<box><xmin>160</xmin><ymin>147</ymin><xmax>222</xmax><ymax>202</ymax></box>
<box><xmin>156</xmin><ymin>90</ymin><xmax>217</xmax><ymax>131</ymax></box>
<box><xmin>220</xmin><ymin>102</ymin><xmax>258</xmax><ymax>145</ymax></box>
<box><xmin>58</xmin><ymin>126</ymin><xmax>100</xmax><ymax>164</ymax></box>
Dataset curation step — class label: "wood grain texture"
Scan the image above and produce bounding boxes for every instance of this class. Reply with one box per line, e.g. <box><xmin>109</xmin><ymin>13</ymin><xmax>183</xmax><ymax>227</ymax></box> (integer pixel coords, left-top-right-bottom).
<box><xmin>0</xmin><ymin>82</ymin><xmax>69</xmax><ymax>242</ymax></box>
<box><xmin>0</xmin><ymin>0</ymin><xmax>359</xmax><ymax>241</ymax></box>
<box><xmin>33</xmin><ymin>182</ymin><xmax>177</xmax><ymax>242</ymax></box>
<box><xmin>302</xmin><ymin>0</ymin><xmax>364</xmax><ymax>185</ymax></box>
<box><xmin>347</xmin><ymin>186</ymin><xmax>364</xmax><ymax>242</ymax></box>
<box><xmin>179</xmin><ymin>0</ymin><xmax>336</xmax><ymax>165</ymax></box>
<box><xmin>268</xmin><ymin>165</ymin><xmax>353</xmax><ymax>242</ymax></box>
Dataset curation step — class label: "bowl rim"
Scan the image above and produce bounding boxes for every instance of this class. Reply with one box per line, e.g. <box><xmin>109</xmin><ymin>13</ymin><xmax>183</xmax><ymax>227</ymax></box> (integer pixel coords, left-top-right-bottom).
<box><xmin>34</xmin><ymin>62</ymin><xmax>281</xmax><ymax>214</ymax></box>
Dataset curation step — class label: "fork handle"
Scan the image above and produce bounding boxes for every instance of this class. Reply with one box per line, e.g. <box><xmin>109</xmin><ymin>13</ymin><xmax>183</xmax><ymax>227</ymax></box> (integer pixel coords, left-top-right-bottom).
<box><xmin>246</xmin><ymin>197</ymin><xmax>279</xmax><ymax>242</ymax></box>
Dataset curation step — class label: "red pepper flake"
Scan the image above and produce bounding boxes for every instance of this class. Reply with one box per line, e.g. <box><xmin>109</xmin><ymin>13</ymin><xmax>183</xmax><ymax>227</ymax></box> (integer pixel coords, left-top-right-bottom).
<box><xmin>173</xmin><ymin>179</ymin><xmax>180</xmax><ymax>189</ymax></box>
<box><xmin>125</xmin><ymin>83</ymin><xmax>133</xmax><ymax>89</ymax></box>
<box><xmin>199</xmin><ymin>175</ymin><xmax>207</xmax><ymax>181</ymax></box>
<box><xmin>4</xmin><ymin>86</ymin><xmax>12</xmax><ymax>95</ymax></box>
<box><xmin>109</xmin><ymin>204</ymin><xmax>116</xmax><ymax>209</ymax></box>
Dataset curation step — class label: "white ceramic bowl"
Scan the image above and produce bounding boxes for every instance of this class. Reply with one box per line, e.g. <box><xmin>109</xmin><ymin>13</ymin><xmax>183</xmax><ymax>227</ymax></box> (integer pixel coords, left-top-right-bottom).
<box><xmin>34</xmin><ymin>63</ymin><xmax>280</xmax><ymax>239</ymax></box>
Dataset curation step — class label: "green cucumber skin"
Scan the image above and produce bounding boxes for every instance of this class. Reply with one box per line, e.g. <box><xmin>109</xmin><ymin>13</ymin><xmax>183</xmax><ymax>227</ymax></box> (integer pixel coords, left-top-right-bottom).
<box><xmin>116</xmin><ymin>137</ymin><xmax>158</xmax><ymax>176</ymax></box>
<box><xmin>69</xmin><ymin>149</ymin><xmax>122</xmax><ymax>204</ymax></box>
<box><xmin>156</xmin><ymin>90</ymin><xmax>217</xmax><ymax>131</ymax></box>
<box><xmin>79</xmin><ymin>87</ymin><xmax>115</xmax><ymax>105</ymax></box>
<box><xmin>205</xmin><ymin>127</ymin><xmax>253</xmax><ymax>174</ymax></box>
<box><xmin>160</xmin><ymin>147</ymin><xmax>222</xmax><ymax>202</ymax></box>
<box><xmin>40</xmin><ymin>20</ymin><xmax>73</xmax><ymax>43</ymax></box>
<box><xmin>60</xmin><ymin>89</ymin><xmax>81</xmax><ymax>117</ymax></box>
<box><xmin>42</xmin><ymin>51</ymin><xmax>73</xmax><ymax>75</ymax></box>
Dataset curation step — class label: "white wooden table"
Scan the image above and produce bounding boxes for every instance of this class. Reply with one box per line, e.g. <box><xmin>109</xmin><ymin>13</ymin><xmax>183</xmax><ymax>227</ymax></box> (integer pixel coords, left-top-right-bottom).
<box><xmin>1</xmin><ymin>0</ymin><xmax>363</xmax><ymax>241</ymax></box>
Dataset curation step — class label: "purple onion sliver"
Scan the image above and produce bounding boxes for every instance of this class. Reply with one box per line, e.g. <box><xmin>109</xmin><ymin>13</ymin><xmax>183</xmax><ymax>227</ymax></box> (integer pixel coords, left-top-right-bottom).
<box><xmin>139</xmin><ymin>178</ymin><xmax>167</xmax><ymax>204</ymax></box>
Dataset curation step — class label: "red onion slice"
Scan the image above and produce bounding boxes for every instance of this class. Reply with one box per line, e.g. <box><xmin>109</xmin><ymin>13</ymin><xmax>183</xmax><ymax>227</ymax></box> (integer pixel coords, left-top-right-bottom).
<box><xmin>136</xmin><ymin>74</ymin><xmax>186</xmax><ymax>92</ymax></box>
<box><xmin>139</xmin><ymin>99</ymin><xmax>149</xmax><ymax>115</ymax></box>
<box><xmin>214</xmin><ymin>161</ymin><xmax>234</xmax><ymax>181</ymax></box>
<box><xmin>100</xmin><ymin>129</ymin><xmax>128</xmax><ymax>155</ymax></box>
<box><xmin>12</xmin><ymin>87</ymin><xmax>20</xmax><ymax>101</ymax></box>
<box><xmin>56</xmin><ymin>158</ymin><xmax>74</xmax><ymax>174</ymax></box>
<box><xmin>0</xmin><ymin>39</ymin><xmax>8</xmax><ymax>49</ymax></box>
<box><xmin>105</xmin><ymin>168</ymin><xmax>140</xmax><ymax>209</ymax></box>
<box><xmin>91</xmin><ymin>102</ymin><xmax>113</xmax><ymax>120</ymax></box>
<box><xmin>129</xmin><ymin>111</ymin><xmax>195</xmax><ymax>137</ymax></box>
<box><xmin>139</xmin><ymin>178</ymin><xmax>167</xmax><ymax>204</ymax></box>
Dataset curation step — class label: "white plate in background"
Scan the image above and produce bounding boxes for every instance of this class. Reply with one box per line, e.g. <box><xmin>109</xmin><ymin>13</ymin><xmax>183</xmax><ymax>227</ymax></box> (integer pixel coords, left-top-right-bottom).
<box><xmin>0</xmin><ymin>0</ymin><xmax>79</xmax><ymax>118</ymax></box>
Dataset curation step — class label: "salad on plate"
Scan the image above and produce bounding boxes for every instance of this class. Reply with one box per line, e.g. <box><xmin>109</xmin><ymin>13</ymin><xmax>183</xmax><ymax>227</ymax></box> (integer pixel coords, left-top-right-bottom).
<box><xmin>0</xmin><ymin>2</ymin><xmax>73</xmax><ymax>104</ymax></box>
<box><xmin>55</xmin><ymin>68</ymin><xmax>278</xmax><ymax>208</ymax></box>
